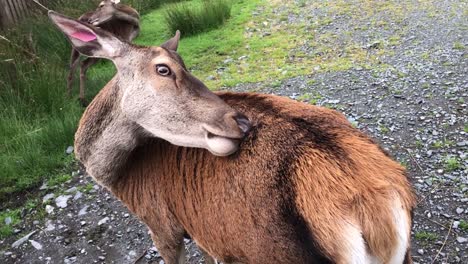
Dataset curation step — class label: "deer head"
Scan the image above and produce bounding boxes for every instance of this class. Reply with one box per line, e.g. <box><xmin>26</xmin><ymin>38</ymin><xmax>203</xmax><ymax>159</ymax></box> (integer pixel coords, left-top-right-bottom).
<box><xmin>88</xmin><ymin>0</ymin><xmax>122</xmax><ymax>26</ymax></box>
<box><xmin>49</xmin><ymin>11</ymin><xmax>251</xmax><ymax>156</ymax></box>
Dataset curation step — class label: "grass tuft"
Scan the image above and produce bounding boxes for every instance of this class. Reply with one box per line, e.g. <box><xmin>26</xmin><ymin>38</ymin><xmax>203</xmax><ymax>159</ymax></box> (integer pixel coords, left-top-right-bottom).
<box><xmin>164</xmin><ymin>0</ymin><xmax>232</xmax><ymax>37</ymax></box>
<box><xmin>415</xmin><ymin>231</ymin><xmax>438</xmax><ymax>242</ymax></box>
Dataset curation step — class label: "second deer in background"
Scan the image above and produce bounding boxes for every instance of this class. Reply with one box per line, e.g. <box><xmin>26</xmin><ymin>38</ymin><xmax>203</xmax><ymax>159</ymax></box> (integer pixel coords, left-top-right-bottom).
<box><xmin>68</xmin><ymin>0</ymin><xmax>140</xmax><ymax>106</ymax></box>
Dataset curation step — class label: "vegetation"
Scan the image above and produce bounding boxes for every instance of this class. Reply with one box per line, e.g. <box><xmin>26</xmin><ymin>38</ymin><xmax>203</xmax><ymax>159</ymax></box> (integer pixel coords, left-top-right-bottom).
<box><xmin>443</xmin><ymin>156</ymin><xmax>462</xmax><ymax>172</ymax></box>
<box><xmin>0</xmin><ymin>0</ymin><xmax>187</xmax><ymax>201</ymax></box>
<box><xmin>164</xmin><ymin>0</ymin><xmax>232</xmax><ymax>36</ymax></box>
<box><xmin>460</xmin><ymin>220</ymin><xmax>468</xmax><ymax>231</ymax></box>
<box><xmin>0</xmin><ymin>209</ymin><xmax>21</xmax><ymax>239</ymax></box>
<box><xmin>415</xmin><ymin>231</ymin><xmax>438</xmax><ymax>242</ymax></box>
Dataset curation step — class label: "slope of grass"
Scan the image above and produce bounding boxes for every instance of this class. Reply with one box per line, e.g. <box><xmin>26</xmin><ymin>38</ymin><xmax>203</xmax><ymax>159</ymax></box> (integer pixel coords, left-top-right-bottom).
<box><xmin>0</xmin><ymin>0</ymin><xmax>186</xmax><ymax>201</ymax></box>
<box><xmin>0</xmin><ymin>0</ymin><xmax>265</xmax><ymax>202</ymax></box>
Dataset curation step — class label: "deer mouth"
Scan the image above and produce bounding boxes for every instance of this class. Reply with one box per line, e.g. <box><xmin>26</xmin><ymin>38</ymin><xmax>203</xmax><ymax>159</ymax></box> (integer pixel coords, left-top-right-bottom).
<box><xmin>202</xmin><ymin>117</ymin><xmax>250</xmax><ymax>156</ymax></box>
<box><xmin>204</xmin><ymin>131</ymin><xmax>242</xmax><ymax>156</ymax></box>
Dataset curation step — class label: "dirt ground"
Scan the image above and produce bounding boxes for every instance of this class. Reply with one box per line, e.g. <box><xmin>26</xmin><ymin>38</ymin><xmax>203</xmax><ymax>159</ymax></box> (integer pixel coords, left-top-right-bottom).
<box><xmin>1</xmin><ymin>0</ymin><xmax>467</xmax><ymax>263</ymax></box>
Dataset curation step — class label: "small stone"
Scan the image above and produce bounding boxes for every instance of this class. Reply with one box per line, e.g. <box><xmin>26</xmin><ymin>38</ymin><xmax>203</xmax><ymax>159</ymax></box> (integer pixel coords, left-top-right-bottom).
<box><xmin>45</xmin><ymin>205</ymin><xmax>54</xmax><ymax>214</ymax></box>
<box><xmin>98</xmin><ymin>217</ymin><xmax>109</xmax><ymax>226</ymax></box>
<box><xmin>64</xmin><ymin>256</ymin><xmax>77</xmax><ymax>264</ymax></box>
<box><xmin>4</xmin><ymin>217</ymin><xmax>12</xmax><ymax>226</ymax></box>
<box><xmin>12</xmin><ymin>230</ymin><xmax>36</xmax><ymax>248</ymax></box>
<box><xmin>55</xmin><ymin>195</ymin><xmax>72</xmax><ymax>208</ymax></box>
<box><xmin>206</xmin><ymin>75</ymin><xmax>215</xmax><ymax>81</ymax></box>
<box><xmin>78</xmin><ymin>205</ymin><xmax>89</xmax><ymax>216</ymax></box>
<box><xmin>456</xmin><ymin>237</ymin><xmax>467</xmax><ymax>243</ymax></box>
<box><xmin>29</xmin><ymin>240</ymin><xmax>43</xmax><ymax>250</ymax></box>
<box><xmin>33</xmin><ymin>220</ymin><xmax>40</xmax><ymax>225</ymax></box>
<box><xmin>73</xmin><ymin>191</ymin><xmax>82</xmax><ymax>200</ymax></box>
<box><xmin>65</xmin><ymin>187</ymin><xmax>77</xmax><ymax>193</ymax></box>
<box><xmin>39</xmin><ymin>182</ymin><xmax>48</xmax><ymax>190</ymax></box>
<box><xmin>456</xmin><ymin>207</ymin><xmax>464</xmax><ymax>214</ymax></box>
<box><xmin>124</xmin><ymin>213</ymin><xmax>130</xmax><ymax>218</ymax></box>
<box><xmin>43</xmin><ymin>193</ymin><xmax>55</xmax><ymax>203</ymax></box>
<box><xmin>80</xmin><ymin>221</ymin><xmax>87</xmax><ymax>226</ymax></box>
<box><xmin>417</xmin><ymin>249</ymin><xmax>424</xmax><ymax>255</ymax></box>
<box><xmin>45</xmin><ymin>220</ymin><xmax>55</xmax><ymax>231</ymax></box>
<box><xmin>98</xmin><ymin>256</ymin><xmax>106</xmax><ymax>260</ymax></box>
<box><xmin>159</xmin><ymin>260</ymin><xmax>164</xmax><ymax>264</ymax></box>
<box><xmin>66</xmin><ymin>146</ymin><xmax>74</xmax><ymax>154</ymax></box>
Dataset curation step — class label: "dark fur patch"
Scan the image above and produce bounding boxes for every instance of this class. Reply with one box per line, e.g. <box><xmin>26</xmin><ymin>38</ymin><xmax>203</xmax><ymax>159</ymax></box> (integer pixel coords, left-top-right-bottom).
<box><xmin>275</xmin><ymin>149</ymin><xmax>333</xmax><ymax>263</ymax></box>
<box><xmin>403</xmin><ymin>249</ymin><xmax>412</xmax><ymax>264</ymax></box>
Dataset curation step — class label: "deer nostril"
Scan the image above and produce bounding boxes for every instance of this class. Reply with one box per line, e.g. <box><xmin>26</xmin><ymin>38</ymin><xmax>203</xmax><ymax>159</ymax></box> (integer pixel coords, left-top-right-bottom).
<box><xmin>234</xmin><ymin>114</ymin><xmax>251</xmax><ymax>134</ymax></box>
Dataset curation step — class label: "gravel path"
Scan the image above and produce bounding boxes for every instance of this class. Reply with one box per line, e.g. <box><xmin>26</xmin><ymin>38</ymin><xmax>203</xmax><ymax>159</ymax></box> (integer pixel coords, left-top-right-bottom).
<box><xmin>1</xmin><ymin>0</ymin><xmax>466</xmax><ymax>263</ymax></box>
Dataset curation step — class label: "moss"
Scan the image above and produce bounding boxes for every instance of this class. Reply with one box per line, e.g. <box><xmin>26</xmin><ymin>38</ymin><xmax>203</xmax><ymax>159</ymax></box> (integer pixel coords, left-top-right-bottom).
<box><xmin>453</xmin><ymin>41</ymin><xmax>465</xmax><ymax>50</ymax></box>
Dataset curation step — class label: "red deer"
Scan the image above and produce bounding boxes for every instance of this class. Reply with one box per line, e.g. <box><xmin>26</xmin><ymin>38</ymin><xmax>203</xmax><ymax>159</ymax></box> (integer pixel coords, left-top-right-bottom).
<box><xmin>49</xmin><ymin>11</ymin><xmax>416</xmax><ymax>264</ymax></box>
<box><xmin>67</xmin><ymin>0</ymin><xmax>140</xmax><ymax>105</ymax></box>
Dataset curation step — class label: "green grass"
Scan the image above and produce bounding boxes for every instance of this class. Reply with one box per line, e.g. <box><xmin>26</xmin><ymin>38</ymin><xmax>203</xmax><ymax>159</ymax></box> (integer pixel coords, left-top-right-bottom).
<box><xmin>453</xmin><ymin>41</ymin><xmax>465</xmax><ymax>50</ymax></box>
<box><xmin>164</xmin><ymin>0</ymin><xmax>232</xmax><ymax>36</ymax></box>
<box><xmin>296</xmin><ymin>92</ymin><xmax>323</xmax><ymax>105</ymax></box>
<box><xmin>379</xmin><ymin>124</ymin><xmax>390</xmax><ymax>134</ymax></box>
<box><xmin>0</xmin><ymin>210</ymin><xmax>21</xmax><ymax>239</ymax></box>
<box><xmin>432</xmin><ymin>139</ymin><xmax>454</xmax><ymax>149</ymax></box>
<box><xmin>460</xmin><ymin>220</ymin><xmax>468</xmax><ymax>231</ymax></box>
<box><xmin>443</xmin><ymin>156</ymin><xmax>462</xmax><ymax>172</ymax></box>
<box><xmin>415</xmin><ymin>231</ymin><xmax>438</xmax><ymax>242</ymax></box>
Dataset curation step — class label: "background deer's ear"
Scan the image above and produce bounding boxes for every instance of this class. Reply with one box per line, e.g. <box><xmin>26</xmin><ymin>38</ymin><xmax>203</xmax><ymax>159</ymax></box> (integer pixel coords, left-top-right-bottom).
<box><xmin>48</xmin><ymin>11</ymin><xmax>125</xmax><ymax>59</ymax></box>
<box><xmin>161</xmin><ymin>30</ymin><xmax>180</xmax><ymax>51</ymax></box>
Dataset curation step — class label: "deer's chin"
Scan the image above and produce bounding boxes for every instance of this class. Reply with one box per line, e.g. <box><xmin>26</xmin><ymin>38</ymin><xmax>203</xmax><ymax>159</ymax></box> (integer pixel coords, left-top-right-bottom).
<box><xmin>205</xmin><ymin>132</ymin><xmax>240</xmax><ymax>157</ymax></box>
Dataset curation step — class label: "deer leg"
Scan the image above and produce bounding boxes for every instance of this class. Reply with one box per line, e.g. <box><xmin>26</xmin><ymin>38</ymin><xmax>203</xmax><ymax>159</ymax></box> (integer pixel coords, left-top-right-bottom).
<box><xmin>79</xmin><ymin>57</ymin><xmax>98</xmax><ymax>106</ymax></box>
<box><xmin>67</xmin><ymin>49</ymin><xmax>80</xmax><ymax>97</ymax></box>
<box><xmin>149</xmin><ymin>229</ymin><xmax>187</xmax><ymax>264</ymax></box>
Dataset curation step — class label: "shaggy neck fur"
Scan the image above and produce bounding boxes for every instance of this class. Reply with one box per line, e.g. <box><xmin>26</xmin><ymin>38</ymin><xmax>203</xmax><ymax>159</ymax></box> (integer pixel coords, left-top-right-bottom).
<box><xmin>74</xmin><ymin>77</ymin><xmax>141</xmax><ymax>186</ymax></box>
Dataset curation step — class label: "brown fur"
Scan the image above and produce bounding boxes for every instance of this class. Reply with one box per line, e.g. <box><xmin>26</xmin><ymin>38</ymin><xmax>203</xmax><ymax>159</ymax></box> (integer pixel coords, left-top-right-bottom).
<box><xmin>76</xmin><ymin>85</ymin><xmax>416</xmax><ymax>263</ymax></box>
<box><xmin>57</xmin><ymin>12</ymin><xmax>416</xmax><ymax>261</ymax></box>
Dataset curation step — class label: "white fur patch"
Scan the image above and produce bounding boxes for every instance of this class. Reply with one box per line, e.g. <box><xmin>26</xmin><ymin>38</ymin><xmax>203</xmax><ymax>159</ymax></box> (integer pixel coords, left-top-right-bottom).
<box><xmin>341</xmin><ymin>222</ymin><xmax>382</xmax><ymax>264</ymax></box>
<box><xmin>388</xmin><ymin>198</ymin><xmax>410</xmax><ymax>264</ymax></box>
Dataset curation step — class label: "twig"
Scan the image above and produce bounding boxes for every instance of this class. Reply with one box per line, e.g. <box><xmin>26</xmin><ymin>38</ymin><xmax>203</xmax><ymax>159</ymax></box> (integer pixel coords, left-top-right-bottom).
<box><xmin>133</xmin><ymin>246</ymin><xmax>150</xmax><ymax>264</ymax></box>
<box><xmin>406</xmin><ymin>148</ymin><xmax>425</xmax><ymax>173</ymax></box>
<box><xmin>31</xmin><ymin>0</ymin><xmax>50</xmax><ymax>12</ymax></box>
<box><xmin>0</xmin><ymin>34</ymin><xmax>40</xmax><ymax>60</ymax></box>
<box><xmin>431</xmin><ymin>219</ymin><xmax>453</xmax><ymax>264</ymax></box>
<box><xmin>406</xmin><ymin>149</ymin><xmax>444</xmax><ymax>205</ymax></box>
<box><xmin>420</xmin><ymin>214</ymin><xmax>449</xmax><ymax>229</ymax></box>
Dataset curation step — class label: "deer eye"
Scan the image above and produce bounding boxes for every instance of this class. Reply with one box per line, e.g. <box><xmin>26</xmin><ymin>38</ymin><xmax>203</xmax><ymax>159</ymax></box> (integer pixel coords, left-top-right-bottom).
<box><xmin>156</xmin><ymin>65</ymin><xmax>171</xmax><ymax>76</ymax></box>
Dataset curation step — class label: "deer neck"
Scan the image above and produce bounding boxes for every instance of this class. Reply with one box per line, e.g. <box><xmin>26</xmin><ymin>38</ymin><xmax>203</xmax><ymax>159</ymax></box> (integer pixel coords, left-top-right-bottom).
<box><xmin>74</xmin><ymin>78</ymin><xmax>141</xmax><ymax>187</ymax></box>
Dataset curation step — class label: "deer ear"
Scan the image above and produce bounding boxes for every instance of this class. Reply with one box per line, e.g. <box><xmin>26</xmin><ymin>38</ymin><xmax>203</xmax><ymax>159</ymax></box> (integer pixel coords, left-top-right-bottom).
<box><xmin>111</xmin><ymin>0</ymin><xmax>121</xmax><ymax>3</ymax></box>
<box><xmin>161</xmin><ymin>30</ymin><xmax>180</xmax><ymax>51</ymax></box>
<box><xmin>48</xmin><ymin>11</ymin><xmax>124</xmax><ymax>59</ymax></box>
